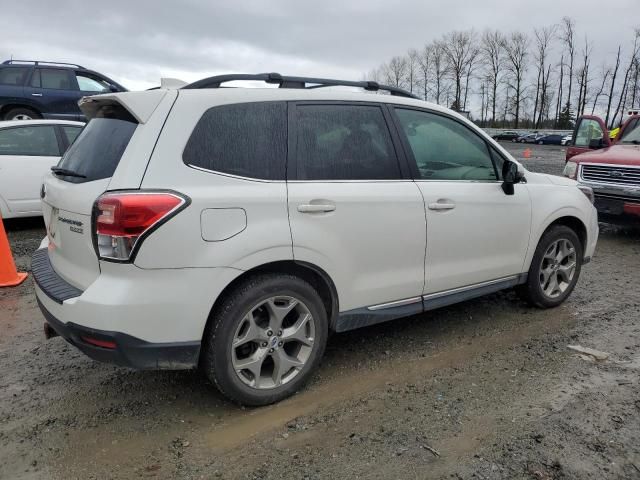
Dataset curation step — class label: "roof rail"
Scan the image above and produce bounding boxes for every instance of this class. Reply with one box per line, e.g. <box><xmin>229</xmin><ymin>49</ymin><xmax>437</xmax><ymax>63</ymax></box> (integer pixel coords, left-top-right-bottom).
<box><xmin>2</xmin><ymin>60</ymin><xmax>85</xmax><ymax>69</ymax></box>
<box><xmin>182</xmin><ymin>73</ymin><xmax>419</xmax><ymax>99</ymax></box>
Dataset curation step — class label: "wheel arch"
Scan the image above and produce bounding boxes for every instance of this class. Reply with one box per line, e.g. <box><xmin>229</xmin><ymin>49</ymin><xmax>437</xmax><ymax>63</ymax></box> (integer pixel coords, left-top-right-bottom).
<box><xmin>200</xmin><ymin>260</ymin><xmax>340</xmax><ymax>356</ymax></box>
<box><xmin>0</xmin><ymin>103</ymin><xmax>42</xmax><ymax>119</ymax></box>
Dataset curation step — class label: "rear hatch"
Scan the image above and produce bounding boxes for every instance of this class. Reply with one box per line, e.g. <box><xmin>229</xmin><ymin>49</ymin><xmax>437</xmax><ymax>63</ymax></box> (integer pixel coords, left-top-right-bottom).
<box><xmin>42</xmin><ymin>105</ymin><xmax>139</xmax><ymax>289</ymax></box>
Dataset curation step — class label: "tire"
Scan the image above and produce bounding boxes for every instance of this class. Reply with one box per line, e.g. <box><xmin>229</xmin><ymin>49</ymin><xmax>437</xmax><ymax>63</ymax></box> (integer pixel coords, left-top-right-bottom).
<box><xmin>520</xmin><ymin>139</ymin><xmax>526</xmax><ymax>143</ymax></box>
<box><xmin>4</xmin><ymin>107</ymin><xmax>42</xmax><ymax>121</ymax></box>
<box><xmin>202</xmin><ymin>274</ymin><xmax>328</xmax><ymax>406</ymax></box>
<box><xmin>537</xmin><ymin>140</ymin><xmax>544</xmax><ymax>145</ymax></box>
<box><xmin>518</xmin><ymin>225</ymin><xmax>583</xmax><ymax>308</ymax></box>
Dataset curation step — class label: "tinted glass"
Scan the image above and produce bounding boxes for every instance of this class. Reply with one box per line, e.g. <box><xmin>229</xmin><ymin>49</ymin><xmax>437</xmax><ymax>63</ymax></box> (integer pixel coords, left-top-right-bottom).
<box><xmin>39</xmin><ymin>69</ymin><xmax>73</xmax><ymax>89</ymax></box>
<box><xmin>295</xmin><ymin>104</ymin><xmax>400</xmax><ymax>180</ymax></box>
<box><xmin>395</xmin><ymin>108</ymin><xmax>497</xmax><ymax>181</ymax></box>
<box><xmin>62</xmin><ymin>125</ymin><xmax>83</xmax><ymax>145</ymax></box>
<box><xmin>57</xmin><ymin>106</ymin><xmax>137</xmax><ymax>183</ymax></box>
<box><xmin>0</xmin><ymin>126</ymin><xmax>60</xmax><ymax>156</ymax></box>
<box><xmin>0</xmin><ymin>67</ymin><xmax>29</xmax><ymax>86</ymax></box>
<box><xmin>574</xmin><ymin>118</ymin><xmax>605</xmax><ymax>147</ymax></box>
<box><xmin>183</xmin><ymin>102</ymin><xmax>287</xmax><ymax>180</ymax></box>
<box><xmin>76</xmin><ymin>74</ymin><xmax>108</xmax><ymax>92</ymax></box>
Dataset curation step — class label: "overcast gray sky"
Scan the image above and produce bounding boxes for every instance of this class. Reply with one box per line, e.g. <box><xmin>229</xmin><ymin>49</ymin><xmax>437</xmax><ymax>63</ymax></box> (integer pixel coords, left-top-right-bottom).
<box><xmin>1</xmin><ymin>0</ymin><xmax>638</xmax><ymax>90</ymax></box>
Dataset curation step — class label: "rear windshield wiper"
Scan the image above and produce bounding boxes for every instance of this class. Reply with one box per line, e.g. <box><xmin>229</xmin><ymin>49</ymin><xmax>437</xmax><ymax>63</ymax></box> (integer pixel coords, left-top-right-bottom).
<box><xmin>51</xmin><ymin>167</ymin><xmax>86</xmax><ymax>178</ymax></box>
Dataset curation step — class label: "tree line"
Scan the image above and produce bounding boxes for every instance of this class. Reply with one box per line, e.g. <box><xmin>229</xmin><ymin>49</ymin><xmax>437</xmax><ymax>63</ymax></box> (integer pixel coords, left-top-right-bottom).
<box><xmin>366</xmin><ymin>17</ymin><xmax>640</xmax><ymax>130</ymax></box>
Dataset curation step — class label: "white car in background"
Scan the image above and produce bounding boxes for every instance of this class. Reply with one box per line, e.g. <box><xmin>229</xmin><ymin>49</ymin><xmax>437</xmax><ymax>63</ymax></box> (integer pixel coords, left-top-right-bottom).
<box><xmin>0</xmin><ymin>119</ymin><xmax>84</xmax><ymax>218</ymax></box>
<box><xmin>561</xmin><ymin>133</ymin><xmax>573</xmax><ymax>146</ymax></box>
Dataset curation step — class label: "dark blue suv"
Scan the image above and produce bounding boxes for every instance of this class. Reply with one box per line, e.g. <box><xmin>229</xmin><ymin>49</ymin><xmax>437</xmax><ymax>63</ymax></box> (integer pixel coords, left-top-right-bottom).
<box><xmin>0</xmin><ymin>60</ymin><xmax>127</xmax><ymax>121</ymax></box>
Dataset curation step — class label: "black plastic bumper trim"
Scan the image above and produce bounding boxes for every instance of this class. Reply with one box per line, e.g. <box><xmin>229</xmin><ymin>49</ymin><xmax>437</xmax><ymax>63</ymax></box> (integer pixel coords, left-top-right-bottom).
<box><xmin>37</xmin><ymin>298</ymin><xmax>200</xmax><ymax>370</ymax></box>
<box><xmin>31</xmin><ymin>248</ymin><xmax>83</xmax><ymax>304</ymax></box>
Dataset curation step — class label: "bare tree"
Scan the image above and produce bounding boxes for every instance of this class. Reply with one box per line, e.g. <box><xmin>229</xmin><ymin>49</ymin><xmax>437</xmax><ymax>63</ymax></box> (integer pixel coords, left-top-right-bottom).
<box><xmin>532</xmin><ymin>25</ymin><xmax>556</xmax><ymax>128</ymax></box>
<box><xmin>416</xmin><ymin>44</ymin><xmax>431</xmax><ymax>101</ymax></box>
<box><xmin>605</xmin><ymin>46</ymin><xmax>622</xmax><ymax>127</ymax></box>
<box><xmin>406</xmin><ymin>49</ymin><xmax>419</xmax><ymax>94</ymax></box>
<box><xmin>442</xmin><ymin>30</ymin><xmax>477</xmax><ymax>110</ymax></box>
<box><xmin>480</xmin><ymin>30</ymin><xmax>505</xmax><ymax>126</ymax></box>
<box><xmin>575</xmin><ymin>37</ymin><xmax>593</xmax><ymax>117</ymax></box>
<box><xmin>612</xmin><ymin>29</ymin><xmax>640</xmax><ymax>126</ymax></box>
<box><xmin>590</xmin><ymin>65</ymin><xmax>611</xmax><ymax>115</ymax></box>
<box><xmin>503</xmin><ymin>32</ymin><xmax>529</xmax><ymax>128</ymax></box>
<box><xmin>382</xmin><ymin>56</ymin><xmax>408</xmax><ymax>88</ymax></box>
<box><xmin>431</xmin><ymin>40</ymin><xmax>448</xmax><ymax>105</ymax></box>
<box><xmin>560</xmin><ymin>17</ymin><xmax>576</xmax><ymax>116</ymax></box>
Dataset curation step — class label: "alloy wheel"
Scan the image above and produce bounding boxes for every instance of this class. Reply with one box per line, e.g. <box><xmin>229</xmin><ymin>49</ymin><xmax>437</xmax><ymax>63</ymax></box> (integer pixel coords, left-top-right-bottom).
<box><xmin>12</xmin><ymin>114</ymin><xmax>33</xmax><ymax>120</ymax></box>
<box><xmin>231</xmin><ymin>296</ymin><xmax>316</xmax><ymax>389</ymax></box>
<box><xmin>539</xmin><ymin>238</ymin><xmax>577</xmax><ymax>299</ymax></box>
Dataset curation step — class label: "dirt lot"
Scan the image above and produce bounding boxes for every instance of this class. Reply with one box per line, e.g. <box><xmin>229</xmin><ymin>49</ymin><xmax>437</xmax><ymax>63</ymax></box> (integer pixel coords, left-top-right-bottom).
<box><xmin>1</xmin><ymin>144</ymin><xmax>639</xmax><ymax>479</ymax></box>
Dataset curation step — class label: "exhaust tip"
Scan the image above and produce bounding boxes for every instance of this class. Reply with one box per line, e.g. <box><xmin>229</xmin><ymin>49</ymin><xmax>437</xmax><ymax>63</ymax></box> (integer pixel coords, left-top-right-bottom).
<box><xmin>44</xmin><ymin>322</ymin><xmax>59</xmax><ymax>339</ymax></box>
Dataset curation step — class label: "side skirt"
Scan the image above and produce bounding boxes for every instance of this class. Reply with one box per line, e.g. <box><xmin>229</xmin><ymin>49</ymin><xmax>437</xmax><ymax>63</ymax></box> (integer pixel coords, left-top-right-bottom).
<box><xmin>335</xmin><ymin>274</ymin><xmax>527</xmax><ymax>333</ymax></box>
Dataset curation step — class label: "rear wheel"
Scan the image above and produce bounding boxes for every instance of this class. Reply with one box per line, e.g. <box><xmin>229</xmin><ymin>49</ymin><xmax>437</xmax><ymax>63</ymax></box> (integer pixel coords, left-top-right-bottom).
<box><xmin>202</xmin><ymin>274</ymin><xmax>328</xmax><ymax>406</ymax></box>
<box><xmin>519</xmin><ymin>225</ymin><xmax>583</xmax><ymax>308</ymax></box>
<box><xmin>4</xmin><ymin>107</ymin><xmax>41</xmax><ymax>121</ymax></box>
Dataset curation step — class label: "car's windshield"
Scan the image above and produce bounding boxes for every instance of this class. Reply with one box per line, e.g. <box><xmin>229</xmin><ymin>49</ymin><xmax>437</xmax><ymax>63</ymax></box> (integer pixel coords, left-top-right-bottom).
<box><xmin>620</xmin><ymin>124</ymin><xmax>640</xmax><ymax>143</ymax></box>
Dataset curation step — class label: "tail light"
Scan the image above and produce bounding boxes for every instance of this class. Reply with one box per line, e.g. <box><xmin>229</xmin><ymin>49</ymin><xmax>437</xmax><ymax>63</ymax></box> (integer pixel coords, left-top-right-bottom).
<box><xmin>93</xmin><ymin>191</ymin><xmax>189</xmax><ymax>262</ymax></box>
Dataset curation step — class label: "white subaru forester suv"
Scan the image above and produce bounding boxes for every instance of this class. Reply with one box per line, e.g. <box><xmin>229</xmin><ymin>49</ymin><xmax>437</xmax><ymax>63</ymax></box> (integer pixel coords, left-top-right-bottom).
<box><xmin>33</xmin><ymin>73</ymin><xmax>598</xmax><ymax>406</ymax></box>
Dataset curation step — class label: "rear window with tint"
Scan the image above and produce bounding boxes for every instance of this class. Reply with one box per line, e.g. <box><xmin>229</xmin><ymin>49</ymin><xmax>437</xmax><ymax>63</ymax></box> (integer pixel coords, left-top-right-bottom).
<box><xmin>56</xmin><ymin>105</ymin><xmax>137</xmax><ymax>183</ymax></box>
<box><xmin>183</xmin><ymin>102</ymin><xmax>287</xmax><ymax>180</ymax></box>
<box><xmin>0</xmin><ymin>67</ymin><xmax>29</xmax><ymax>86</ymax></box>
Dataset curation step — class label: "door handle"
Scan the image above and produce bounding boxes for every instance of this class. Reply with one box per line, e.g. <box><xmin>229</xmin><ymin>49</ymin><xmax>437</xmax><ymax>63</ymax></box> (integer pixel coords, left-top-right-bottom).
<box><xmin>428</xmin><ymin>202</ymin><xmax>456</xmax><ymax>211</ymax></box>
<box><xmin>297</xmin><ymin>204</ymin><xmax>336</xmax><ymax>213</ymax></box>
<box><xmin>31</xmin><ymin>93</ymin><xmax>43</xmax><ymax>97</ymax></box>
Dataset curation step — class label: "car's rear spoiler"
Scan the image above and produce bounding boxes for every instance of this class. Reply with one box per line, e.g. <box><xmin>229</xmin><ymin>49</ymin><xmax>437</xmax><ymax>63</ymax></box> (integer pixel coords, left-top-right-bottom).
<box><xmin>78</xmin><ymin>90</ymin><xmax>169</xmax><ymax>124</ymax></box>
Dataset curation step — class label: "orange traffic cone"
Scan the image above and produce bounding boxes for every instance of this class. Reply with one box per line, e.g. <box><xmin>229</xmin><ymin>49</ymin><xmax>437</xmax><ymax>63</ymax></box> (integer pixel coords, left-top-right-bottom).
<box><xmin>0</xmin><ymin>215</ymin><xmax>28</xmax><ymax>287</ymax></box>
<box><xmin>523</xmin><ymin>148</ymin><xmax>532</xmax><ymax>159</ymax></box>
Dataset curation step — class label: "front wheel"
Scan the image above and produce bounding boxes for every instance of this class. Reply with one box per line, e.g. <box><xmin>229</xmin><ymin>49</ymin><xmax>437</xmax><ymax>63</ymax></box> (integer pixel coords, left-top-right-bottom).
<box><xmin>519</xmin><ymin>225</ymin><xmax>583</xmax><ymax>308</ymax></box>
<box><xmin>202</xmin><ymin>274</ymin><xmax>328</xmax><ymax>406</ymax></box>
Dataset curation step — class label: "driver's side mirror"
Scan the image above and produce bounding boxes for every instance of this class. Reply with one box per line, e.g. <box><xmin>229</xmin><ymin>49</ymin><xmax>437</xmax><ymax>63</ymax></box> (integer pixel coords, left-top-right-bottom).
<box><xmin>502</xmin><ymin>161</ymin><xmax>523</xmax><ymax>195</ymax></box>
<box><xmin>588</xmin><ymin>138</ymin><xmax>605</xmax><ymax>149</ymax></box>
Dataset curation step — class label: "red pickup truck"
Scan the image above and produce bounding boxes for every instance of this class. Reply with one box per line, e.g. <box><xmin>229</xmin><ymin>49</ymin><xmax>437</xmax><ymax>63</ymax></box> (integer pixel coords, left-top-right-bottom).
<box><xmin>564</xmin><ymin>113</ymin><xmax>640</xmax><ymax>222</ymax></box>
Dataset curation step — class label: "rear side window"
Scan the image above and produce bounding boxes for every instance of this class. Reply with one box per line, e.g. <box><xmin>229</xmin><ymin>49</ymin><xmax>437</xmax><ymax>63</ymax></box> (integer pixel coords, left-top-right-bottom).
<box><xmin>62</xmin><ymin>125</ymin><xmax>83</xmax><ymax>145</ymax></box>
<box><xmin>56</xmin><ymin>105</ymin><xmax>137</xmax><ymax>183</ymax></box>
<box><xmin>294</xmin><ymin>104</ymin><xmax>401</xmax><ymax>180</ymax></box>
<box><xmin>183</xmin><ymin>102</ymin><xmax>287</xmax><ymax>180</ymax></box>
<box><xmin>0</xmin><ymin>126</ymin><xmax>60</xmax><ymax>156</ymax></box>
<box><xmin>34</xmin><ymin>69</ymin><xmax>73</xmax><ymax>90</ymax></box>
<box><xmin>0</xmin><ymin>67</ymin><xmax>28</xmax><ymax>86</ymax></box>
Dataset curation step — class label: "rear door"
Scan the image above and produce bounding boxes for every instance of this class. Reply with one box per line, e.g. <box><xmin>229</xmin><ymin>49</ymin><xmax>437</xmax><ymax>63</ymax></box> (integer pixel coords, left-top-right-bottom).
<box><xmin>0</xmin><ymin>124</ymin><xmax>61</xmax><ymax>215</ymax></box>
<box><xmin>566</xmin><ymin>115</ymin><xmax>611</xmax><ymax>161</ymax></box>
<box><xmin>287</xmin><ymin>102</ymin><xmax>426</xmax><ymax>313</ymax></box>
<box><xmin>23</xmin><ymin>68</ymin><xmax>81</xmax><ymax>120</ymax></box>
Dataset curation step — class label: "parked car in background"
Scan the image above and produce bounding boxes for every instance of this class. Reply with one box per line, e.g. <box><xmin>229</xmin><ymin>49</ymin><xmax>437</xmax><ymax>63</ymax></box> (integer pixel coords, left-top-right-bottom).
<box><xmin>32</xmin><ymin>73</ymin><xmax>597</xmax><ymax>406</ymax></box>
<box><xmin>561</xmin><ymin>134</ymin><xmax>573</xmax><ymax>146</ymax></box>
<box><xmin>0</xmin><ymin>119</ymin><xmax>83</xmax><ymax>218</ymax></box>
<box><xmin>492</xmin><ymin>130</ymin><xmax>520</xmax><ymax>141</ymax></box>
<box><xmin>566</xmin><ymin>113</ymin><xmax>640</xmax><ymax>161</ymax></box>
<box><xmin>518</xmin><ymin>133</ymin><xmax>546</xmax><ymax>143</ymax></box>
<box><xmin>0</xmin><ymin>60</ymin><xmax>126</xmax><ymax>121</ymax></box>
<box><xmin>537</xmin><ymin>134</ymin><xmax>564</xmax><ymax>145</ymax></box>
<box><xmin>564</xmin><ymin>114</ymin><xmax>640</xmax><ymax>223</ymax></box>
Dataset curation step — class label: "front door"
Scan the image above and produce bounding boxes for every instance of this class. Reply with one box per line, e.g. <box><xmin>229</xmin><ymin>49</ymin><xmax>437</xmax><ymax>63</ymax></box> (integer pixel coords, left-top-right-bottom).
<box><xmin>391</xmin><ymin>107</ymin><xmax>532</xmax><ymax>294</ymax></box>
<box><xmin>566</xmin><ymin>115</ymin><xmax>611</xmax><ymax>161</ymax></box>
<box><xmin>287</xmin><ymin>102</ymin><xmax>426</xmax><ymax>313</ymax></box>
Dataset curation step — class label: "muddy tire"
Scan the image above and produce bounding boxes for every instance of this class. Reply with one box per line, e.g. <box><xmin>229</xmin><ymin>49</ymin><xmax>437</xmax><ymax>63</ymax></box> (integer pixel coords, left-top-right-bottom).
<box><xmin>4</xmin><ymin>107</ymin><xmax>42</xmax><ymax>121</ymax></box>
<box><xmin>202</xmin><ymin>274</ymin><xmax>328</xmax><ymax>406</ymax></box>
<box><xmin>519</xmin><ymin>225</ymin><xmax>583</xmax><ymax>308</ymax></box>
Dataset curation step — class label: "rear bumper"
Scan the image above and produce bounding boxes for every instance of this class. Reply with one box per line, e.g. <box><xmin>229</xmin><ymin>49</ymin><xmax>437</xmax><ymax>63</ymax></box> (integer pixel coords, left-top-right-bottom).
<box><xmin>38</xmin><ymin>297</ymin><xmax>200</xmax><ymax>369</ymax></box>
<box><xmin>31</xmin><ymin>248</ymin><xmax>243</xmax><ymax>370</ymax></box>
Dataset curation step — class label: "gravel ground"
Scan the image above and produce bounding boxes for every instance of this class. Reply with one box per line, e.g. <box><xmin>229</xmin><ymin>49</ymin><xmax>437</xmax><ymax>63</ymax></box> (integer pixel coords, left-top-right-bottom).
<box><xmin>1</xmin><ymin>143</ymin><xmax>639</xmax><ymax>479</ymax></box>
